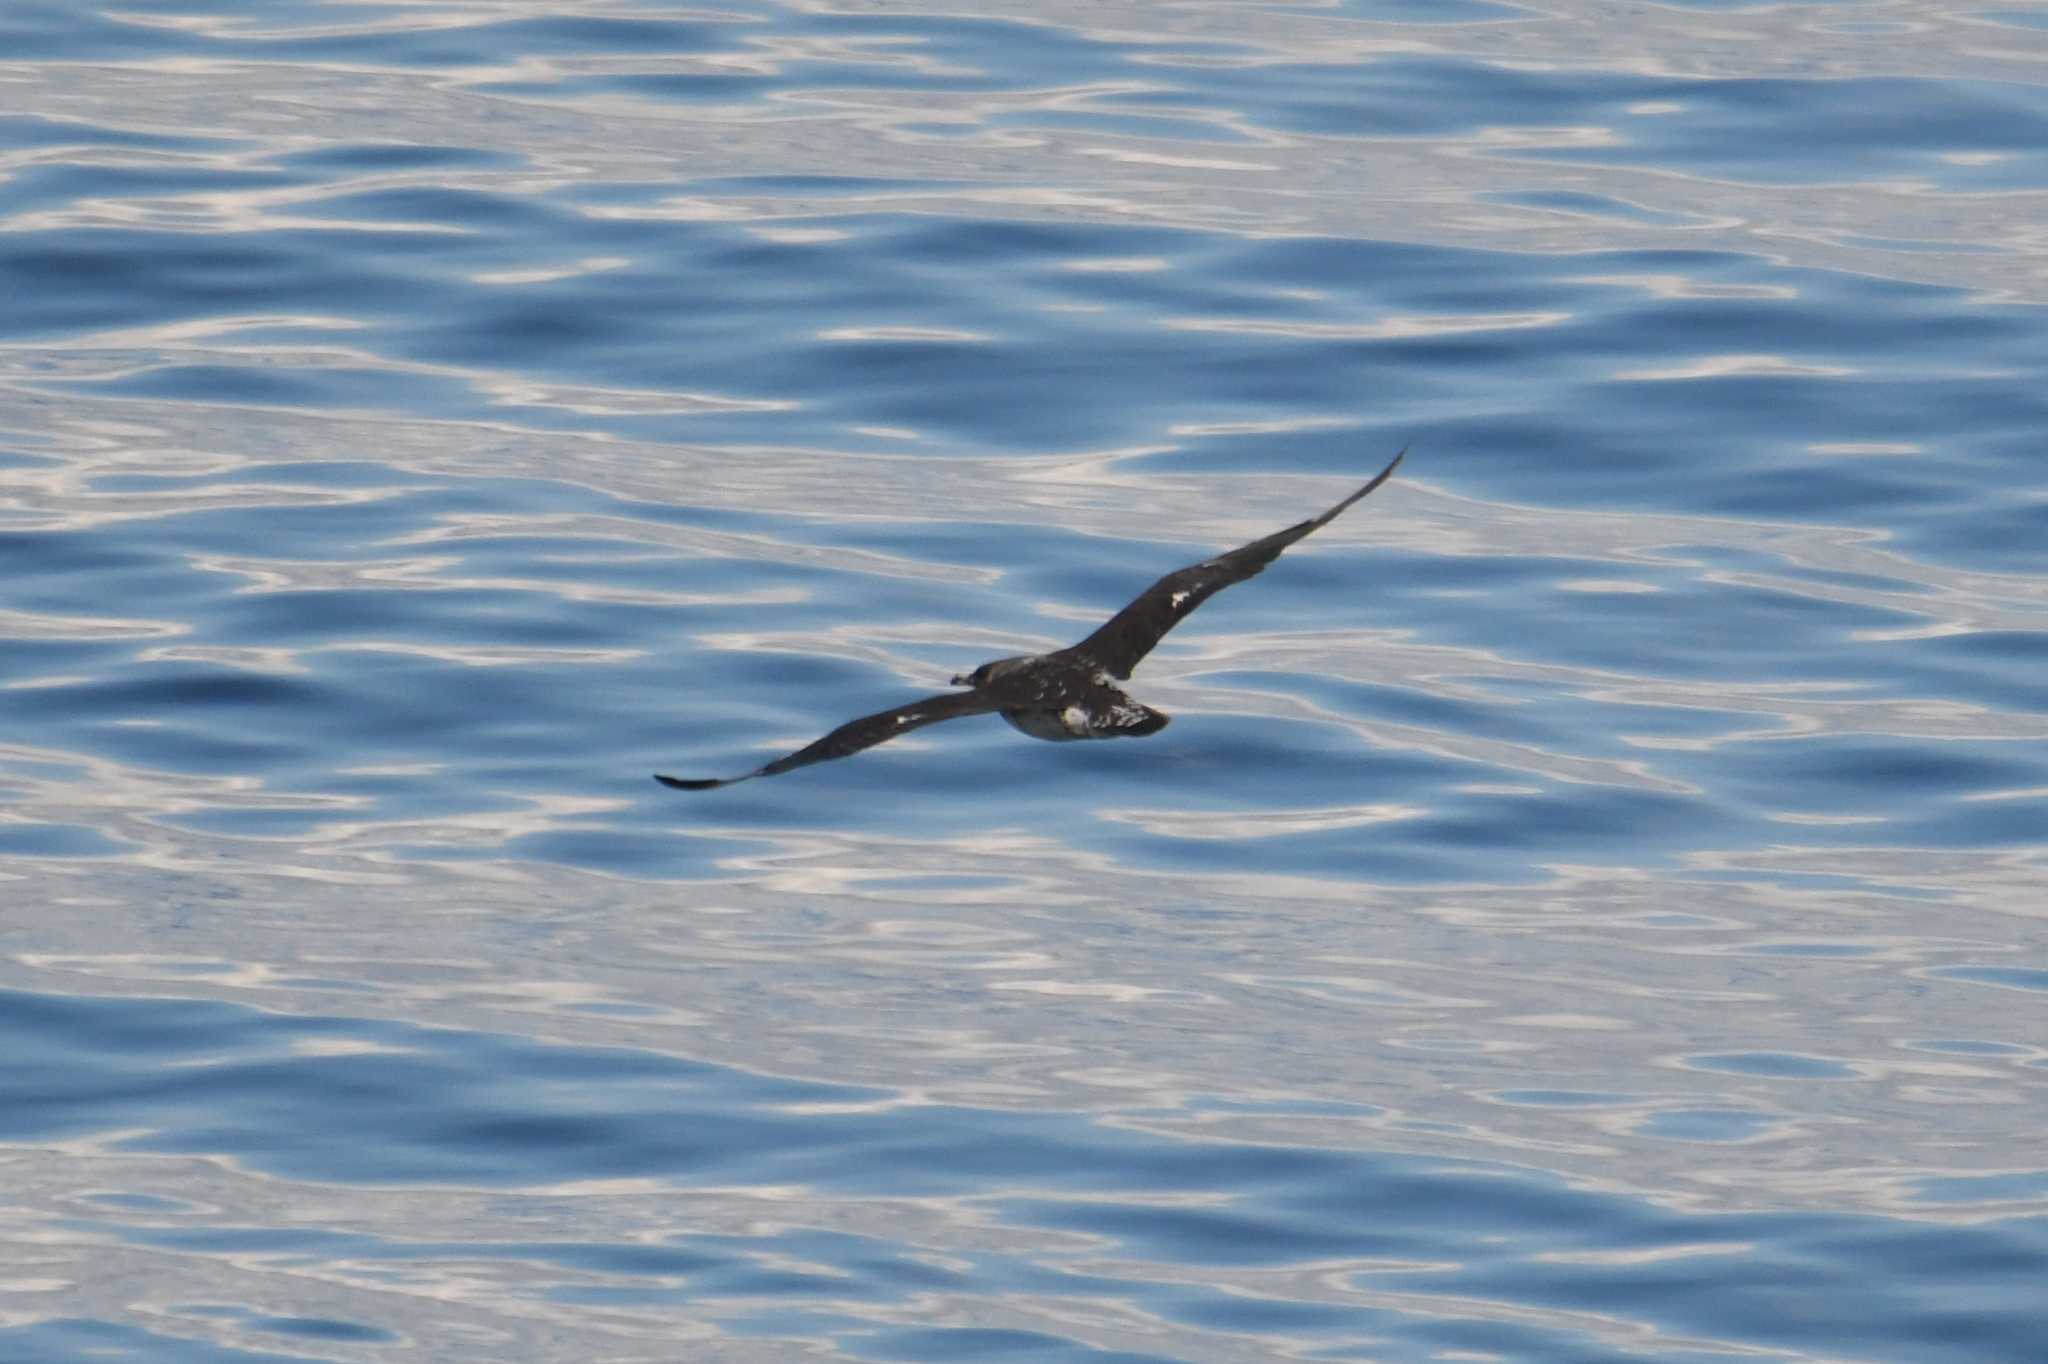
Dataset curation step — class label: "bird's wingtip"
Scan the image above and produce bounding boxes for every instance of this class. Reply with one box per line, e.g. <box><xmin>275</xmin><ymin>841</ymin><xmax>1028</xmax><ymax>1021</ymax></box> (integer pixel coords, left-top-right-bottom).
<box><xmin>655</xmin><ymin>772</ymin><xmax>730</xmax><ymax>791</ymax></box>
<box><xmin>1320</xmin><ymin>447</ymin><xmax>1408</xmax><ymax>521</ymax></box>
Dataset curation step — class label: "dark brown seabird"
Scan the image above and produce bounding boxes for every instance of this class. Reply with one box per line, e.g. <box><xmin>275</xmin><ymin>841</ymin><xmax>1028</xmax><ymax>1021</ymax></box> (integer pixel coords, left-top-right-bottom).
<box><xmin>656</xmin><ymin>449</ymin><xmax>1404</xmax><ymax>790</ymax></box>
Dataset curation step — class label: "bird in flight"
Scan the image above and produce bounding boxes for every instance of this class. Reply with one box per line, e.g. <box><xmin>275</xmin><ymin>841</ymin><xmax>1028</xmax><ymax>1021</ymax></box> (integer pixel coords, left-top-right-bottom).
<box><xmin>657</xmin><ymin>449</ymin><xmax>1404</xmax><ymax>791</ymax></box>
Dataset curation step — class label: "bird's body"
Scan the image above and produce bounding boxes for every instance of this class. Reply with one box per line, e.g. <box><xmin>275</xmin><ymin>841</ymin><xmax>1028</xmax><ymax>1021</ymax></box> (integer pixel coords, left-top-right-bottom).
<box><xmin>962</xmin><ymin>656</ymin><xmax>1169</xmax><ymax>743</ymax></box>
<box><xmin>656</xmin><ymin>450</ymin><xmax>1403</xmax><ymax>791</ymax></box>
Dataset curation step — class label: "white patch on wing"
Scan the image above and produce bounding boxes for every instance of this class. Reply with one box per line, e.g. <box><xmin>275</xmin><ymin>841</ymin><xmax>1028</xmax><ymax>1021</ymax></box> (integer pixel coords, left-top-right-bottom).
<box><xmin>1061</xmin><ymin>705</ymin><xmax>1090</xmax><ymax>734</ymax></box>
<box><xmin>1169</xmin><ymin>590</ymin><xmax>1190</xmax><ymax>608</ymax></box>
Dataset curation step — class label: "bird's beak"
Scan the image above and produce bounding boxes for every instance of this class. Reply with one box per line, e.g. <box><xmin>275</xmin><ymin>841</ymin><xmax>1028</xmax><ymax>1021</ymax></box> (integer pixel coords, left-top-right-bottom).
<box><xmin>949</xmin><ymin>673</ymin><xmax>968</xmax><ymax>687</ymax></box>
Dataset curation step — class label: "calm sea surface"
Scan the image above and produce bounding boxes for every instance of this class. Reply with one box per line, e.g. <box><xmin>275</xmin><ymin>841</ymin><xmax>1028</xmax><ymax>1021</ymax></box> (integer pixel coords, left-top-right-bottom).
<box><xmin>4</xmin><ymin>2</ymin><xmax>2046</xmax><ymax>1360</ymax></box>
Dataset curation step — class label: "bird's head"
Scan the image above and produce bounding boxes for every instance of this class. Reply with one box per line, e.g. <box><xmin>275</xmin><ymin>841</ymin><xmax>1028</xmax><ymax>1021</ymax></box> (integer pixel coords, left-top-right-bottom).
<box><xmin>951</xmin><ymin>657</ymin><xmax>1023</xmax><ymax>689</ymax></box>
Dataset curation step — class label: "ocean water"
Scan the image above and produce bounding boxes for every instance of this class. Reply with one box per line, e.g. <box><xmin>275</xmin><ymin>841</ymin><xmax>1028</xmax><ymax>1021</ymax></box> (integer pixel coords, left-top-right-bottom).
<box><xmin>3</xmin><ymin>1</ymin><xmax>2046</xmax><ymax>1360</ymax></box>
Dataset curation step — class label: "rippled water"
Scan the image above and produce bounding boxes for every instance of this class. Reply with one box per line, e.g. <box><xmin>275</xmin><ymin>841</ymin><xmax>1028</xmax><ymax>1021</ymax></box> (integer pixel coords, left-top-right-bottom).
<box><xmin>4</xmin><ymin>2</ymin><xmax>2046</xmax><ymax>1361</ymax></box>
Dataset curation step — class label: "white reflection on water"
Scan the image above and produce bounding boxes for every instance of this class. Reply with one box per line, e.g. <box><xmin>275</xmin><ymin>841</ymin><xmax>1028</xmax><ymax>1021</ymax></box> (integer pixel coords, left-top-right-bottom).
<box><xmin>16</xmin><ymin>794</ymin><xmax>2038</xmax><ymax>1204</ymax></box>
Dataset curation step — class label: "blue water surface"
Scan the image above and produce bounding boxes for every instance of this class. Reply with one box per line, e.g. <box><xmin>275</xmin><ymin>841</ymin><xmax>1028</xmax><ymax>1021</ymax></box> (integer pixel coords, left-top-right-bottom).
<box><xmin>2</xmin><ymin>0</ymin><xmax>2045</xmax><ymax>1360</ymax></box>
<box><xmin>4</xmin><ymin>987</ymin><xmax>2044</xmax><ymax>1363</ymax></box>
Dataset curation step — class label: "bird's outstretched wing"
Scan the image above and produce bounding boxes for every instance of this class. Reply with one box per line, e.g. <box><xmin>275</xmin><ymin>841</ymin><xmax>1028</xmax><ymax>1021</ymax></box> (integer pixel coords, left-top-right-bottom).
<box><xmin>655</xmin><ymin>688</ymin><xmax>998</xmax><ymax>790</ymax></box>
<box><xmin>1067</xmin><ymin>448</ymin><xmax>1404</xmax><ymax>679</ymax></box>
